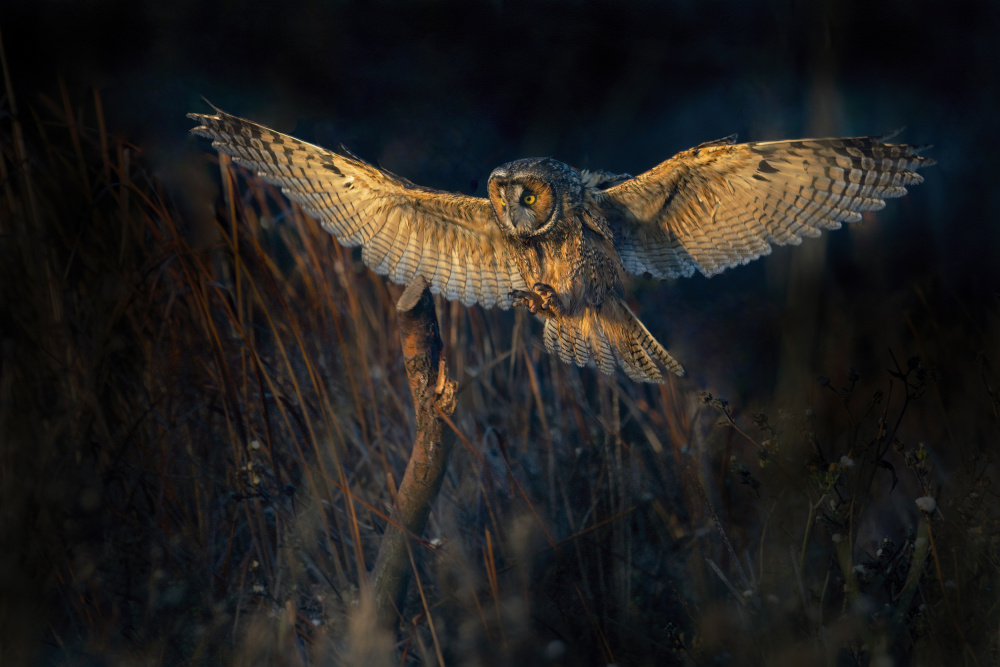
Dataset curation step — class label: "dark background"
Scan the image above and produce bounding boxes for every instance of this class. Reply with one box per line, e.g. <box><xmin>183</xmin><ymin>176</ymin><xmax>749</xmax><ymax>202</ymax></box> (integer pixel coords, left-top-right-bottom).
<box><xmin>3</xmin><ymin>0</ymin><xmax>999</xmax><ymax>662</ymax></box>
<box><xmin>4</xmin><ymin>0</ymin><xmax>994</xmax><ymax>399</ymax></box>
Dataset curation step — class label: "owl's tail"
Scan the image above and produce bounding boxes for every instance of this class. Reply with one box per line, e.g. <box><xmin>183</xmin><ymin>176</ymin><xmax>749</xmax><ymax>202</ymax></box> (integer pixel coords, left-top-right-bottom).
<box><xmin>542</xmin><ymin>294</ymin><xmax>685</xmax><ymax>383</ymax></box>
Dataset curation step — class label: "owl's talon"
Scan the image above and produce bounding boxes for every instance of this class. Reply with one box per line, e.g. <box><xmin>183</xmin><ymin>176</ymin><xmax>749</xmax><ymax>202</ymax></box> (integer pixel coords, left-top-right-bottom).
<box><xmin>532</xmin><ymin>282</ymin><xmax>564</xmax><ymax>316</ymax></box>
<box><xmin>509</xmin><ymin>289</ymin><xmax>543</xmax><ymax>313</ymax></box>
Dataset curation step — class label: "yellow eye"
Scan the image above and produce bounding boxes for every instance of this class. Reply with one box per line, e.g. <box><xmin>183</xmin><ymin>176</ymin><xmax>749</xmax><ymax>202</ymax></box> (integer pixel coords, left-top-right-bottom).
<box><xmin>522</xmin><ymin>194</ymin><xmax>536</xmax><ymax>205</ymax></box>
<box><xmin>500</xmin><ymin>197</ymin><xmax>506</xmax><ymax>207</ymax></box>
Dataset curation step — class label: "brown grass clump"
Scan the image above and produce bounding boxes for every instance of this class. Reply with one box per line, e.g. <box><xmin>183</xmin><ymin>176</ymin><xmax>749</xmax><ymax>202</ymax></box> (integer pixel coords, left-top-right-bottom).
<box><xmin>2</xmin><ymin>76</ymin><xmax>998</xmax><ymax>666</ymax></box>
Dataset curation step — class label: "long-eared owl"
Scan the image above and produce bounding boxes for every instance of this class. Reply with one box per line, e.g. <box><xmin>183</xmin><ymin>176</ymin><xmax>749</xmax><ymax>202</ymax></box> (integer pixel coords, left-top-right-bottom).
<box><xmin>189</xmin><ymin>106</ymin><xmax>933</xmax><ymax>383</ymax></box>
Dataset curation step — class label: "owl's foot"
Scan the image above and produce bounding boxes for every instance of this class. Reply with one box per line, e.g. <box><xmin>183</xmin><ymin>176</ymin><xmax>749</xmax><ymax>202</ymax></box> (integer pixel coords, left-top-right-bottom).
<box><xmin>509</xmin><ymin>284</ymin><xmax>564</xmax><ymax>317</ymax></box>
<box><xmin>532</xmin><ymin>283</ymin><xmax>564</xmax><ymax>316</ymax></box>
<box><xmin>510</xmin><ymin>289</ymin><xmax>545</xmax><ymax>314</ymax></box>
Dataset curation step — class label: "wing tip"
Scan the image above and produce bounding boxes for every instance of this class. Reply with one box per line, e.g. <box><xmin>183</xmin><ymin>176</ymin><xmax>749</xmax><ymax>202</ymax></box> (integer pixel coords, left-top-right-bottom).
<box><xmin>876</xmin><ymin>127</ymin><xmax>906</xmax><ymax>142</ymax></box>
<box><xmin>187</xmin><ymin>97</ymin><xmax>225</xmax><ymax>124</ymax></box>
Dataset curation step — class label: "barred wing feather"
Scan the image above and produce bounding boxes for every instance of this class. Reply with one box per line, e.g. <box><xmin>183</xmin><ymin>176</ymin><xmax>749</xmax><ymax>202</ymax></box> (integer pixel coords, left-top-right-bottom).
<box><xmin>188</xmin><ymin>106</ymin><xmax>527</xmax><ymax>307</ymax></box>
<box><xmin>599</xmin><ymin>133</ymin><xmax>935</xmax><ymax>279</ymax></box>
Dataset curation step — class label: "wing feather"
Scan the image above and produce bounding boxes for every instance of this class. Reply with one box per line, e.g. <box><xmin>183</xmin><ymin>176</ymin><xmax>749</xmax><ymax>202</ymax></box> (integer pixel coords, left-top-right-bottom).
<box><xmin>189</xmin><ymin>105</ymin><xmax>522</xmax><ymax>308</ymax></box>
<box><xmin>370</xmin><ymin>207</ymin><xmax>406</xmax><ymax>275</ymax></box>
<box><xmin>463</xmin><ymin>260</ymin><xmax>480</xmax><ymax>307</ymax></box>
<box><xmin>599</xmin><ymin>133</ymin><xmax>934</xmax><ymax>278</ymax></box>
<box><xmin>446</xmin><ymin>247</ymin><xmax>465</xmax><ymax>302</ymax></box>
<box><xmin>479</xmin><ymin>258</ymin><xmax>500</xmax><ymax>308</ymax></box>
<box><xmin>391</xmin><ymin>224</ymin><xmax>422</xmax><ymax>284</ymax></box>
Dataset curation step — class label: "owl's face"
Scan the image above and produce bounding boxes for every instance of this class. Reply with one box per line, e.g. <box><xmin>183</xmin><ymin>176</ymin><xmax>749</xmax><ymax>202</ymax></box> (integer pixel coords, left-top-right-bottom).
<box><xmin>487</xmin><ymin>158</ymin><xmax>579</xmax><ymax>238</ymax></box>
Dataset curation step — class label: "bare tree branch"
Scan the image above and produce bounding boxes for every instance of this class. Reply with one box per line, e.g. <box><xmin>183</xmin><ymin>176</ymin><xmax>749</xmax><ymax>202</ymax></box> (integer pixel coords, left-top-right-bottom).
<box><xmin>371</xmin><ymin>284</ymin><xmax>457</xmax><ymax>628</ymax></box>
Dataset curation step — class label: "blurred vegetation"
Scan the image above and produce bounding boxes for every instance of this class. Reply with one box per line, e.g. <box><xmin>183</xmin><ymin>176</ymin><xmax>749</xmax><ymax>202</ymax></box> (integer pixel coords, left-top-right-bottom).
<box><xmin>3</xmin><ymin>58</ymin><xmax>1000</xmax><ymax>667</ymax></box>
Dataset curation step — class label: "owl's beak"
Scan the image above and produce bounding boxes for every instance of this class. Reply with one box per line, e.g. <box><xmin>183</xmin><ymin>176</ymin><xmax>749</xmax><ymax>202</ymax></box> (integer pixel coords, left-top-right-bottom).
<box><xmin>508</xmin><ymin>208</ymin><xmax>533</xmax><ymax>233</ymax></box>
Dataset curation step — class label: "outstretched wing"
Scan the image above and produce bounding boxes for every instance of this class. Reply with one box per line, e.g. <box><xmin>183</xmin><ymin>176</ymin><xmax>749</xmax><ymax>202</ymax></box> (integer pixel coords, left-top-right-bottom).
<box><xmin>188</xmin><ymin>106</ymin><xmax>527</xmax><ymax>307</ymax></box>
<box><xmin>598</xmin><ymin>133</ymin><xmax>935</xmax><ymax>279</ymax></box>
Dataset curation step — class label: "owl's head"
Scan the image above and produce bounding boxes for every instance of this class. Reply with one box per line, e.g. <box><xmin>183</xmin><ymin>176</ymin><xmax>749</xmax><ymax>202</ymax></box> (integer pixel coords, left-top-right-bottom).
<box><xmin>487</xmin><ymin>157</ymin><xmax>581</xmax><ymax>238</ymax></box>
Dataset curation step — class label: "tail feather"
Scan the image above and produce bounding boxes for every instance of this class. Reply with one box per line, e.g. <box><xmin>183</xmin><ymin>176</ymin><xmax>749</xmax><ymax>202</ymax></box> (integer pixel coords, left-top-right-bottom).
<box><xmin>542</xmin><ymin>295</ymin><xmax>685</xmax><ymax>383</ymax></box>
<box><xmin>592</xmin><ymin>326</ymin><xmax>617</xmax><ymax>375</ymax></box>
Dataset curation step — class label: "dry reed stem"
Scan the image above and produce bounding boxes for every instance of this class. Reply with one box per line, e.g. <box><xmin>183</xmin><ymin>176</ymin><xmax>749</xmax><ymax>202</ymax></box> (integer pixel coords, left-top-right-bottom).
<box><xmin>371</xmin><ymin>286</ymin><xmax>457</xmax><ymax>628</ymax></box>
